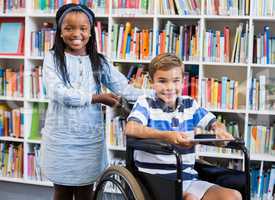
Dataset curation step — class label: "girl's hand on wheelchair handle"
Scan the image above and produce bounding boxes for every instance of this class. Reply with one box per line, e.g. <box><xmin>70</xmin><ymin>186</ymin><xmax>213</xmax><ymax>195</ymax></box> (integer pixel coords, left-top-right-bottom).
<box><xmin>92</xmin><ymin>93</ymin><xmax>121</xmax><ymax>107</ymax></box>
<box><xmin>212</xmin><ymin>122</ymin><xmax>234</xmax><ymax>146</ymax></box>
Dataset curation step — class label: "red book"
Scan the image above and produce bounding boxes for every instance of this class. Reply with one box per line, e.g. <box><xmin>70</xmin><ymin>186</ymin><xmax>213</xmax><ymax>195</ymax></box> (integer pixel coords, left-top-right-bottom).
<box><xmin>224</xmin><ymin>26</ymin><xmax>230</xmax><ymax>62</ymax></box>
<box><xmin>191</xmin><ymin>76</ymin><xmax>196</xmax><ymax>99</ymax></box>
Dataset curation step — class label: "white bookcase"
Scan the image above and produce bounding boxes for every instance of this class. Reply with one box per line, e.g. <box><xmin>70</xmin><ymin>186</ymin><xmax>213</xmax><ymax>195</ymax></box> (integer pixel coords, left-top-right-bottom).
<box><xmin>0</xmin><ymin>0</ymin><xmax>274</xmax><ymax>194</ymax></box>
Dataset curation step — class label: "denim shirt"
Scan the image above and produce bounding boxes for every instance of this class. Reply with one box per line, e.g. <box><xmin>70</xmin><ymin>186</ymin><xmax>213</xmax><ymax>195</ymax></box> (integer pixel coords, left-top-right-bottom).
<box><xmin>41</xmin><ymin>51</ymin><xmax>150</xmax><ymax>185</ymax></box>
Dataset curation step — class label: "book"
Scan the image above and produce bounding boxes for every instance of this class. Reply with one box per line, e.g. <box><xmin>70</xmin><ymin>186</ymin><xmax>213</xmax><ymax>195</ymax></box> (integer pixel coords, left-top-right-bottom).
<box><xmin>0</xmin><ymin>20</ymin><xmax>24</xmax><ymax>55</ymax></box>
<box><xmin>28</xmin><ymin>103</ymin><xmax>47</xmax><ymax>140</ymax></box>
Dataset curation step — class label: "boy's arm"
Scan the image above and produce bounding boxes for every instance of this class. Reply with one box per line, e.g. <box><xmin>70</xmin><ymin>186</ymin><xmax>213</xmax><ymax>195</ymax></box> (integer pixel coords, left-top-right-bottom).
<box><xmin>124</xmin><ymin>121</ymin><xmax>193</xmax><ymax>148</ymax></box>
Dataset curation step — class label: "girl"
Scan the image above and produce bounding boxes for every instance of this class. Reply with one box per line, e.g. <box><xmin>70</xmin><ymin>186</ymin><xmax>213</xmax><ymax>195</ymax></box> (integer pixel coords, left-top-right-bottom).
<box><xmin>41</xmin><ymin>3</ymin><xmax>150</xmax><ymax>200</ymax></box>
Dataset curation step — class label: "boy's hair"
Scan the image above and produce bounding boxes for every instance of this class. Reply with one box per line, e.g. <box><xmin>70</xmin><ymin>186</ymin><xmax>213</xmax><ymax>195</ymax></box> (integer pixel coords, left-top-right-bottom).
<box><xmin>149</xmin><ymin>53</ymin><xmax>183</xmax><ymax>79</ymax></box>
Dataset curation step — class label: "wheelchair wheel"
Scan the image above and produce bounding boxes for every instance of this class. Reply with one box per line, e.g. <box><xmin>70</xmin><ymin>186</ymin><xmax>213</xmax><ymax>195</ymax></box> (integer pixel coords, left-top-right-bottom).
<box><xmin>93</xmin><ymin>165</ymin><xmax>146</xmax><ymax>200</ymax></box>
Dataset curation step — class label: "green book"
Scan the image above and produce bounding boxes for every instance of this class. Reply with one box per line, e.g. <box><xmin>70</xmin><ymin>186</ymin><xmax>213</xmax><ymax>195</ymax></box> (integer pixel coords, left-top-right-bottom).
<box><xmin>40</xmin><ymin>0</ymin><xmax>46</xmax><ymax>10</ymax></box>
<box><xmin>28</xmin><ymin>103</ymin><xmax>47</xmax><ymax>140</ymax></box>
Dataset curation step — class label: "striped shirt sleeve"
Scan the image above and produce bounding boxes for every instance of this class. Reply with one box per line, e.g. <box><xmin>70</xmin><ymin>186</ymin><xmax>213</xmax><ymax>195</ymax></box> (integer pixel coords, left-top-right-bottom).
<box><xmin>127</xmin><ymin>96</ymin><xmax>150</xmax><ymax>126</ymax></box>
<box><xmin>192</xmin><ymin>99</ymin><xmax>216</xmax><ymax>129</ymax></box>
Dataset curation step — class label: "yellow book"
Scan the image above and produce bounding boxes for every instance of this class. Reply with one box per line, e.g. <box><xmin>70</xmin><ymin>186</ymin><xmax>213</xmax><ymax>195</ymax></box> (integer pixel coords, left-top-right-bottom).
<box><xmin>176</xmin><ymin>38</ymin><xmax>180</xmax><ymax>57</ymax></box>
<box><xmin>109</xmin><ymin>120</ymin><xmax>115</xmax><ymax>145</ymax></box>
<box><xmin>245</xmin><ymin>0</ymin><xmax>249</xmax><ymax>15</ymax></box>
<box><xmin>122</xmin><ymin>22</ymin><xmax>132</xmax><ymax>59</ymax></box>
<box><xmin>210</xmin><ymin>78</ymin><xmax>215</xmax><ymax>107</ymax></box>
<box><xmin>213</xmin><ymin>80</ymin><xmax>218</xmax><ymax>109</ymax></box>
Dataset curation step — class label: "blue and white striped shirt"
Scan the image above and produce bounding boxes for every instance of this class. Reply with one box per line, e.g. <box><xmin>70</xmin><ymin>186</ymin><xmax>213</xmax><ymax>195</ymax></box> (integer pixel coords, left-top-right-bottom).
<box><xmin>127</xmin><ymin>95</ymin><xmax>216</xmax><ymax>180</ymax></box>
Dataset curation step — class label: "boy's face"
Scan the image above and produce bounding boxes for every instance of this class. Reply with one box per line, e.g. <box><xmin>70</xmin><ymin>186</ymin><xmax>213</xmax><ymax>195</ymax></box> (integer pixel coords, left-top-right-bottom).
<box><xmin>61</xmin><ymin>12</ymin><xmax>91</xmax><ymax>55</ymax></box>
<box><xmin>151</xmin><ymin>67</ymin><xmax>183</xmax><ymax>108</ymax></box>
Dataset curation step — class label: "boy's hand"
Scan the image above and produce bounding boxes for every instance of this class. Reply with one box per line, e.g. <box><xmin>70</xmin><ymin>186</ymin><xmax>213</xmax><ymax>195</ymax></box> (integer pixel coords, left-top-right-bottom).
<box><xmin>92</xmin><ymin>93</ymin><xmax>121</xmax><ymax>107</ymax></box>
<box><xmin>165</xmin><ymin>132</ymin><xmax>194</xmax><ymax>148</ymax></box>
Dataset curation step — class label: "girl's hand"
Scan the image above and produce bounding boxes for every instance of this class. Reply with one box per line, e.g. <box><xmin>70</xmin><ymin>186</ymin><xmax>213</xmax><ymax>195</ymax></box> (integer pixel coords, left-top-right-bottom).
<box><xmin>212</xmin><ymin>122</ymin><xmax>234</xmax><ymax>140</ymax></box>
<box><xmin>211</xmin><ymin>122</ymin><xmax>234</xmax><ymax>147</ymax></box>
<box><xmin>165</xmin><ymin>131</ymin><xmax>194</xmax><ymax>148</ymax></box>
<box><xmin>92</xmin><ymin>93</ymin><xmax>121</xmax><ymax>107</ymax></box>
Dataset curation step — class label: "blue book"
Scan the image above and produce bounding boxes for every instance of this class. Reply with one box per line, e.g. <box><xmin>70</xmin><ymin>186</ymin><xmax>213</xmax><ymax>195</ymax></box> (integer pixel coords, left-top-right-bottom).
<box><xmin>221</xmin><ymin>76</ymin><xmax>228</xmax><ymax>109</ymax></box>
<box><xmin>125</xmin><ymin>35</ymin><xmax>131</xmax><ymax>57</ymax></box>
<box><xmin>155</xmin><ymin>30</ymin><xmax>159</xmax><ymax>55</ymax></box>
<box><xmin>0</xmin><ymin>23</ymin><xmax>22</xmax><ymax>54</ymax></box>
<box><xmin>264</xmin><ymin>26</ymin><xmax>270</xmax><ymax>64</ymax></box>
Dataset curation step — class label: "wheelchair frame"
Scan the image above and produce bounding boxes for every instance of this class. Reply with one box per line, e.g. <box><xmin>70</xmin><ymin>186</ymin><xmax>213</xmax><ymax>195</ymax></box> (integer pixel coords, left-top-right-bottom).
<box><xmin>93</xmin><ymin>137</ymin><xmax>250</xmax><ymax>200</ymax></box>
<box><xmin>125</xmin><ymin>137</ymin><xmax>250</xmax><ymax>200</ymax></box>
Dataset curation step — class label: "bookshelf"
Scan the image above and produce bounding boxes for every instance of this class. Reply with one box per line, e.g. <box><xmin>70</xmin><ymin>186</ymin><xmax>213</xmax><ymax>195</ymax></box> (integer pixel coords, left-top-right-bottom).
<box><xmin>0</xmin><ymin>0</ymin><xmax>273</xmax><ymax>198</ymax></box>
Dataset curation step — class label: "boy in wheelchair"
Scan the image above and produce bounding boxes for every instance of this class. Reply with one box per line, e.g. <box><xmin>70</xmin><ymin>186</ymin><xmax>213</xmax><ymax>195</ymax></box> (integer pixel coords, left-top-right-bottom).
<box><xmin>124</xmin><ymin>53</ymin><xmax>242</xmax><ymax>200</ymax></box>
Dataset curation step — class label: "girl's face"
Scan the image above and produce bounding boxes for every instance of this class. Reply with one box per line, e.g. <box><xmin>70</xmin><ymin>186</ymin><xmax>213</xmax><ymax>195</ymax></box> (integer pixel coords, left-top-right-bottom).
<box><xmin>61</xmin><ymin>12</ymin><xmax>91</xmax><ymax>55</ymax></box>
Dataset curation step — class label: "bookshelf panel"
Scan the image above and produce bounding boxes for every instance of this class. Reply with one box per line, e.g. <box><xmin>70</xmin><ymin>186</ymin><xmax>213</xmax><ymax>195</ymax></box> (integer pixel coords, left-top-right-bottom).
<box><xmin>202</xmin><ymin>65</ymin><xmax>247</xmax><ymax>109</ymax></box>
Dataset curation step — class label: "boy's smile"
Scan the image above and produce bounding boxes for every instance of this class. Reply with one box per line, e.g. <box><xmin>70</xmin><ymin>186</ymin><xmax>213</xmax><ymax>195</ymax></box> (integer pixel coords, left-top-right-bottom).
<box><xmin>61</xmin><ymin>12</ymin><xmax>91</xmax><ymax>55</ymax></box>
<box><xmin>151</xmin><ymin>67</ymin><xmax>183</xmax><ymax>108</ymax></box>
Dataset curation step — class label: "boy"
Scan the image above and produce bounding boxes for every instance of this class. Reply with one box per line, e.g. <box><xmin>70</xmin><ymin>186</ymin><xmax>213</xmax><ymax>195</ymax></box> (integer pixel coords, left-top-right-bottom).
<box><xmin>124</xmin><ymin>53</ymin><xmax>242</xmax><ymax>200</ymax></box>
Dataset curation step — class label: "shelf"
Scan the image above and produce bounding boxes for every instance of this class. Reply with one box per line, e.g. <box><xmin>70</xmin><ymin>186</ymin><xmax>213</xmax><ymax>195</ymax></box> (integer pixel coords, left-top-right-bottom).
<box><xmin>183</xmin><ymin>61</ymin><xmax>200</xmax><ymax>65</ymax></box>
<box><xmin>28</xmin><ymin>13</ymin><xmax>55</xmax><ymax>18</ymax></box>
<box><xmin>108</xmin><ymin>145</ymin><xmax>126</xmax><ymax>151</ymax></box>
<box><xmin>202</xmin><ymin>62</ymin><xmax>247</xmax><ymax>67</ymax></box>
<box><xmin>157</xmin><ymin>15</ymin><xmax>201</xmax><ymax>19</ymax></box>
<box><xmin>0</xmin><ymin>13</ymin><xmax>25</xmax><ymax>17</ymax></box>
<box><xmin>0</xmin><ymin>136</ymin><xmax>24</xmax><ymax>143</ymax></box>
<box><xmin>251</xmin><ymin>63</ymin><xmax>275</xmax><ymax>68</ymax></box>
<box><xmin>111</xmin><ymin>14</ymin><xmax>154</xmax><ymax>18</ymax></box>
<box><xmin>26</xmin><ymin>98</ymin><xmax>49</xmax><ymax>103</ymax></box>
<box><xmin>27</xmin><ymin>56</ymin><xmax>44</xmax><ymax>60</ymax></box>
<box><xmin>197</xmin><ymin>151</ymin><xmax>243</xmax><ymax>159</ymax></box>
<box><xmin>252</xmin><ymin>16</ymin><xmax>275</xmax><ymax>21</ymax></box>
<box><xmin>28</xmin><ymin>12</ymin><xmax>108</xmax><ymax>18</ymax></box>
<box><xmin>0</xmin><ymin>96</ymin><xmax>25</xmax><ymax>101</ymax></box>
<box><xmin>26</xmin><ymin>139</ymin><xmax>41</xmax><ymax>144</ymax></box>
<box><xmin>251</xmin><ymin>153</ymin><xmax>275</xmax><ymax>162</ymax></box>
<box><xmin>204</xmin><ymin>15</ymin><xmax>250</xmax><ymax>20</ymax></box>
<box><xmin>248</xmin><ymin>110</ymin><xmax>275</xmax><ymax>115</ymax></box>
<box><xmin>112</xmin><ymin>59</ymin><xmax>151</xmax><ymax>63</ymax></box>
<box><xmin>0</xmin><ymin>176</ymin><xmax>53</xmax><ymax>187</ymax></box>
<box><xmin>0</xmin><ymin>55</ymin><xmax>24</xmax><ymax>59</ymax></box>
<box><xmin>207</xmin><ymin>108</ymin><xmax>246</xmax><ymax>114</ymax></box>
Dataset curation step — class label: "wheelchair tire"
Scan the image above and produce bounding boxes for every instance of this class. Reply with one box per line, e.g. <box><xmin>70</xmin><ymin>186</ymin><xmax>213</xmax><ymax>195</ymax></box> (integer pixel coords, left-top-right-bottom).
<box><xmin>94</xmin><ymin>165</ymin><xmax>146</xmax><ymax>200</ymax></box>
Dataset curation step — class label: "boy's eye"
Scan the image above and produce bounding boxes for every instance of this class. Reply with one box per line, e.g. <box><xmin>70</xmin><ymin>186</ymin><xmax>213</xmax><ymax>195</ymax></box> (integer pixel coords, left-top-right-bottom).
<box><xmin>158</xmin><ymin>80</ymin><xmax>166</xmax><ymax>83</ymax></box>
<box><xmin>173</xmin><ymin>79</ymin><xmax>180</xmax><ymax>83</ymax></box>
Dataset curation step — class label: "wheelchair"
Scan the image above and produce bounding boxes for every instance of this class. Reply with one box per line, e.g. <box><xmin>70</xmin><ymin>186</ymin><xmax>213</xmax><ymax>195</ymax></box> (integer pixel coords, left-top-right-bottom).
<box><xmin>93</xmin><ymin>136</ymin><xmax>250</xmax><ymax>200</ymax></box>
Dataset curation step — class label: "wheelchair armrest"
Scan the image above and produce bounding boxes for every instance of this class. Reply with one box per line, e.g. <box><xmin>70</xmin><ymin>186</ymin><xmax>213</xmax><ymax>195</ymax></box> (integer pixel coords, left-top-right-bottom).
<box><xmin>126</xmin><ymin>136</ymin><xmax>184</xmax><ymax>182</ymax></box>
<box><xmin>126</xmin><ymin>137</ymin><xmax>175</xmax><ymax>155</ymax></box>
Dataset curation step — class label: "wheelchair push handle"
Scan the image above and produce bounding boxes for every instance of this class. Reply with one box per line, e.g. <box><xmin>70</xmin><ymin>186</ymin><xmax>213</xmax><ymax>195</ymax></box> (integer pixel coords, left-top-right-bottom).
<box><xmin>126</xmin><ymin>136</ymin><xmax>246</xmax><ymax>155</ymax></box>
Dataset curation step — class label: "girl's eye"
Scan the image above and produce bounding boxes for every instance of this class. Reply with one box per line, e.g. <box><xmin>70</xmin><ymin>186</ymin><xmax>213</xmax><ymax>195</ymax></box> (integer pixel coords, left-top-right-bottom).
<box><xmin>64</xmin><ymin>27</ymin><xmax>72</xmax><ymax>31</ymax></box>
<box><xmin>173</xmin><ymin>80</ymin><xmax>180</xmax><ymax>83</ymax></box>
<box><xmin>158</xmin><ymin>80</ymin><xmax>166</xmax><ymax>83</ymax></box>
<box><xmin>81</xmin><ymin>27</ymin><xmax>88</xmax><ymax>32</ymax></box>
